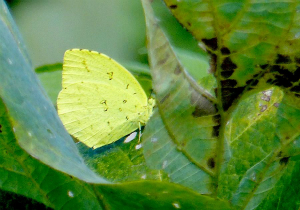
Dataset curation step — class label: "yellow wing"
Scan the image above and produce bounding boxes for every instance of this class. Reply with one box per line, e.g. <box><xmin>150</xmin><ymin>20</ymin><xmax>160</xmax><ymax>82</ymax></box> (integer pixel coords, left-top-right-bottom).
<box><xmin>57</xmin><ymin>49</ymin><xmax>153</xmax><ymax>148</ymax></box>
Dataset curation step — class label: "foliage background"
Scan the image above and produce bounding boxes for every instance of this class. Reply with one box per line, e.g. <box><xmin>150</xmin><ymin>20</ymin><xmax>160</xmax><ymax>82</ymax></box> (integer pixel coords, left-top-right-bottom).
<box><xmin>6</xmin><ymin>0</ymin><xmax>147</xmax><ymax>67</ymax></box>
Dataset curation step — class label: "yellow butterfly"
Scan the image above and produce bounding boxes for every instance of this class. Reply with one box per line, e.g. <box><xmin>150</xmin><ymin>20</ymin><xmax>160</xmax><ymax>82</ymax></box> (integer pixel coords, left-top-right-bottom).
<box><xmin>57</xmin><ymin>49</ymin><xmax>155</xmax><ymax>149</ymax></box>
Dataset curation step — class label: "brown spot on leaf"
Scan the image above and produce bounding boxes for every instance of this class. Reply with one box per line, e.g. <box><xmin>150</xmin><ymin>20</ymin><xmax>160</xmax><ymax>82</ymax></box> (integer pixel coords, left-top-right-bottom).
<box><xmin>209</xmin><ymin>53</ymin><xmax>217</xmax><ymax>73</ymax></box>
<box><xmin>221</xmin><ymin>47</ymin><xmax>230</xmax><ymax>55</ymax></box>
<box><xmin>169</xmin><ymin>4</ymin><xmax>177</xmax><ymax>9</ymax></box>
<box><xmin>191</xmin><ymin>90</ymin><xmax>217</xmax><ymax>117</ymax></box>
<box><xmin>221</xmin><ymin>79</ymin><xmax>237</xmax><ymax>88</ymax></box>
<box><xmin>295</xmin><ymin>57</ymin><xmax>300</xmax><ymax>64</ymax></box>
<box><xmin>273</xmin><ymin>103</ymin><xmax>280</xmax><ymax>107</ymax></box>
<box><xmin>160</xmin><ymin>93</ymin><xmax>170</xmax><ymax>104</ymax></box>
<box><xmin>174</xmin><ymin>64</ymin><xmax>181</xmax><ymax>75</ymax></box>
<box><xmin>260</xmin><ymin>105</ymin><xmax>267</xmax><ymax>112</ymax></box>
<box><xmin>221</xmin><ymin>70</ymin><xmax>234</xmax><ymax>79</ymax></box>
<box><xmin>157</xmin><ymin>53</ymin><xmax>170</xmax><ymax>65</ymax></box>
<box><xmin>207</xmin><ymin>157</ymin><xmax>215</xmax><ymax>169</ymax></box>
<box><xmin>0</xmin><ymin>124</ymin><xmax>2</xmax><ymax>133</ymax></box>
<box><xmin>213</xmin><ymin>114</ymin><xmax>221</xmax><ymax>124</ymax></box>
<box><xmin>246</xmin><ymin>79</ymin><xmax>259</xmax><ymax>86</ymax></box>
<box><xmin>291</xmin><ymin>85</ymin><xmax>300</xmax><ymax>92</ymax></box>
<box><xmin>279</xmin><ymin>156</ymin><xmax>289</xmax><ymax>165</ymax></box>
<box><xmin>222</xmin><ymin>86</ymin><xmax>245</xmax><ymax>111</ymax></box>
<box><xmin>260</xmin><ymin>64</ymin><xmax>269</xmax><ymax>69</ymax></box>
<box><xmin>212</xmin><ymin>125</ymin><xmax>220</xmax><ymax>137</ymax></box>
<box><xmin>277</xmin><ymin>151</ymin><xmax>282</xmax><ymax>157</ymax></box>
<box><xmin>202</xmin><ymin>37</ymin><xmax>218</xmax><ymax>51</ymax></box>
<box><xmin>275</xmin><ymin>54</ymin><xmax>291</xmax><ymax>64</ymax></box>
<box><xmin>221</xmin><ymin>57</ymin><xmax>237</xmax><ymax>74</ymax></box>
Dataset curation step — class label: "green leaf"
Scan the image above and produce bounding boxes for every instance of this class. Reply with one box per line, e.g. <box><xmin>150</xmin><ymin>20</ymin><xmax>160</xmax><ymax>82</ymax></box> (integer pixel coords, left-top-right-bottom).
<box><xmin>96</xmin><ymin>181</ymin><xmax>232</xmax><ymax>210</ymax></box>
<box><xmin>0</xmin><ymin>98</ymin><xmax>102</xmax><ymax>209</ymax></box>
<box><xmin>78</xmin><ymin>135</ymin><xmax>169</xmax><ymax>183</ymax></box>
<box><xmin>164</xmin><ymin>0</ymin><xmax>300</xmax><ymax>111</ymax></box>
<box><xmin>0</xmin><ymin>0</ymin><xmax>106</xmax><ymax>183</ymax></box>
<box><xmin>142</xmin><ymin>0</ymin><xmax>223</xmax><ymax>194</ymax></box>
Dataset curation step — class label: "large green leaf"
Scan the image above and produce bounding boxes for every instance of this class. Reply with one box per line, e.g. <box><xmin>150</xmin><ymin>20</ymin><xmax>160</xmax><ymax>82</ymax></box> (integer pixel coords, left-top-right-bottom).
<box><xmin>142</xmin><ymin>0</ymin><xmax>300</xmax><ymax>209</ymax></box>
<box><xmin>0</xmin><ymin>0</ymin><xmax>106</xmax><ymax>184</ymax></box>
<box><xmin>142</xmin><ymin>0</ymin><xmax>225</xmax><ymax>195</ymax></box>
<box><xmin>0</xmin><ymin>98</ymin><xmax>102</xmax><ymax>209</ymax></box>
<box><xmin>96</xmin><ymin>181</ymin><xmax>231</xmax><ymax>210</ymax></box>
<box><xmin>164</xmin><ymin>0</ymin><xmax>300</xmax><ymax>111</ymax></box>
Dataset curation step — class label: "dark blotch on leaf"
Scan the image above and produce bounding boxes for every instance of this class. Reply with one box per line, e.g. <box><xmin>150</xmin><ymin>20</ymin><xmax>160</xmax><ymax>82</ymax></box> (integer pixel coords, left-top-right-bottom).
<box><xmin>207</xmin><ymin>158</ymin><xmax>215</xmax><ymax>169</ymax></box>
<box><xmin>160</xmin><ymin>93</ymin><xmax>170</xmax><ymax>104</ymax></box>
<box><xmin>157</xmin><ymin>53</ymin><xmax>170</xmax><ymax>65</ymax></box>
<box><xmin>222</xmin><ymin>87</ymin><xmax>245</xmax><ymax>111</ymax></box>
<box><xmin>290</xmin><ymin>85</ymin><xmax>300</xmax><ymax>93</ymax></box>
<box><xmin>221</xmin><ymin>47</ymin><xmax>230</xmax><ymax>55</ymax></box>
<box><xmin>277</xmin><ymin>151</ymin><xmax>282</xmax><ymax>157</ymax></box>
<box><xmin>260</xmin><ymin>64</ymin><xmax>269</xmax><ymax>69</ymax></box>
<box><xmin>293</xmin><ymin>67</ymin><xmax>300</xmax><ymax>81</ymax></box>
<box><xmin>246</xmin><ymin>79</ymin><xmax>253</xmax><ymax>85</ymax></box>
<box><xmin>266</xmin><ymin>78</ymin><xmax>274</xmax><ymax>84</ymax></box>
<box><xmin>202</xmin><ymin>37</ymin><xmax>218</xmax><ymax>51</ymax></box>
<box><xmin>187</xmin><ymin>22</ymin><xmax>191</xmax><ymax>27</ymax></box>
<box><xmin>169</xmin><ymin>4</ymin><xmax>177</xmax><ymax>9</ymax></box>
<box><xmin>279</xmin><ymin>157</ymin><xmax>290</xmax><ymax>165</ymax></box>
<box><xmin>174</xmin><ymin>64</ymin><xmax>181</xmax><ymax>75</ymax></box>
<box><xmin>275</xmin><ymin>54</ymin><xmax>291</xmax><ymax>64</ymax></box>
<box><xmin>221</xmin><ymin>79</ymin><xmax>237</xmax><ymax>88</ymax></box>
<box><xmin>246</xmin><ymin>79</ymin><xmax>259</xmax><ymax>86</ymax></box>
<box><xmin>0</xmin><ymin>124</ymin><xmax>2</xmax><ymax>133</ymax></box>
<box><xmin>274</xmin><ymin>75</ymin><xmax>293</xmax><ymax>88</ymax></box>
<box><xmin>210</xmin><ymin>53</ymin><xmax>217</xmax><ymax>73</ymax></box>
<box><xmin>295</xmin><ymin>57</ymin><xmax>300</xmax><ymax>64</ymax></box>
<box><xmin>221</xmin><ymin>57</ymin><xmax>237</xmax><ymax>75</ymax></box>
<box><xmin>213</xmin><ymin>114</ymin><xmax>221</xmax><ymax>124</ymax></box>
<box><xmin>212</xmin><ymin>125</ymin><xmax>220</xmax><ymax>137</ymax></box>
<box><xmin>221</xmin><ymin>70</ymin><xmax>234</xmax><ymax>79</ymax></box>
<box><xmin>192</xmin><ymin>107</ymin><xmax>207</xmax><ymax>118</ymax></box>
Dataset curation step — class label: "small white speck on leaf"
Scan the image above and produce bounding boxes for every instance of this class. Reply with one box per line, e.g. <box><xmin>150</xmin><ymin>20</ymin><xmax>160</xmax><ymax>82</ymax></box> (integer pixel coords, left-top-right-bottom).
<box><xmin>135</xmin><ymin>143</ymin><xmax>142</xmax><ymax>150</ymax></box>
<box><xmin>172</xmin><ymin>202</ymin><xmax>181</xmax><ymax>209</ymax></box>
<box><xmin>124</xmin><ymin>132</ymin><xmax>137</xmax><ymax>143</ymax></box>
<box><xmin>13</xmin><ymin>127</ymin><xmax>16</xmax><ymax>132</ymax></box>
<box><xmin>68</xmin><ymin>191</ymin><xmax>74</xmax><ymax>197</ymax></box>
<box><xmin>162</xmin><ymin>160</ymin><xmax>168</xmax><ymax>169</ymax></box>
<box><xmin>7</xmin><ymin>58</ymin><xmax>12</xmax><ymax>65</ymax></box>
<box><xmin>141</xmin><ymin>174</ymin><xmax>146</xmax><ymax>179</ymax></box>
<box><xmin>151</xmin><ymin>137</ymin><xmax>158</xmax><ymax>143</ymax></box>
<box><xmin>251</xmin><ymin>172</ymin><xmax>256</xmax><ymax>182</ymax></box>
<box><xmin>28</xmin><ymin>132</ymin><xmax>32</xmax><ymax>137</ymax></box>
<box><xmin>263</xmin><ymin>90</ymin><xmax>272</xmax><ymax>97</ymax></box>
